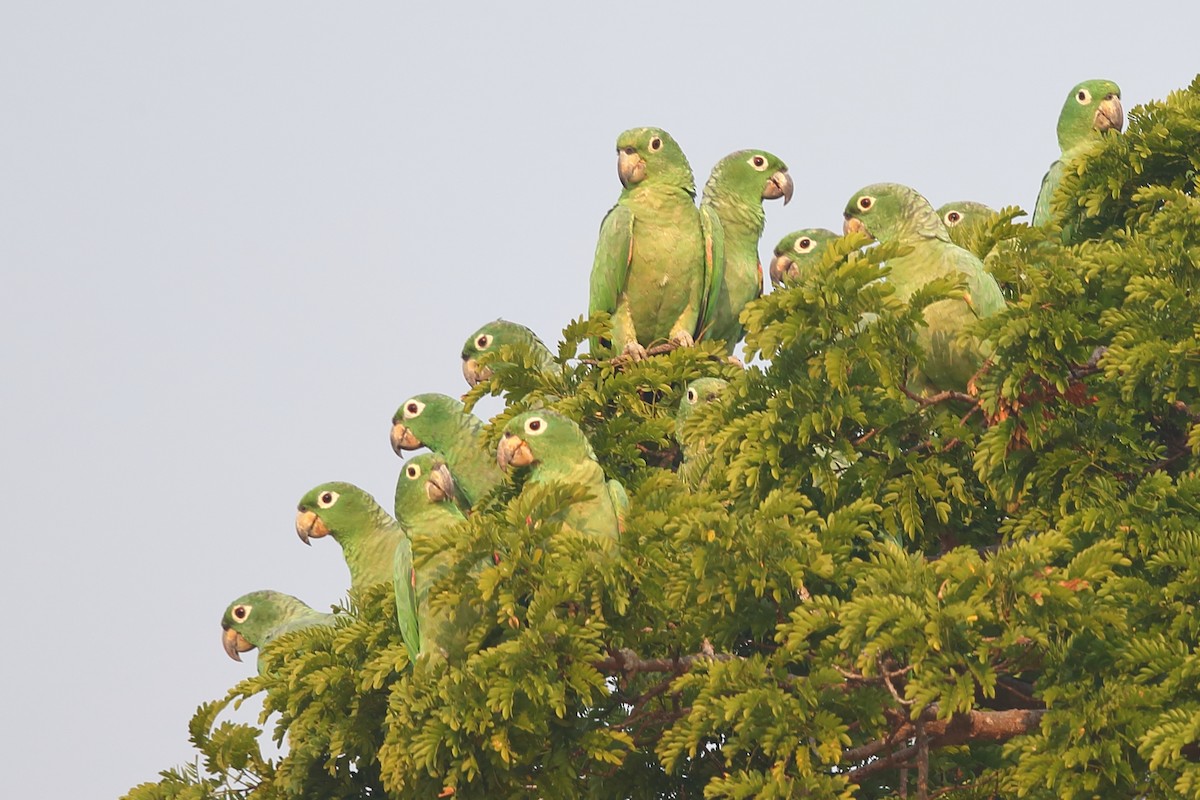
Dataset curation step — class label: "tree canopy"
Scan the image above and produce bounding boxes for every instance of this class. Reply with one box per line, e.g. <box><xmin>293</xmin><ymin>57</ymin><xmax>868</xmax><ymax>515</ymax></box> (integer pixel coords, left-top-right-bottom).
<box><xmin>127</xmin><ymin>75</ymin><xmax>1200</xmax><ymax>799</ymax></box>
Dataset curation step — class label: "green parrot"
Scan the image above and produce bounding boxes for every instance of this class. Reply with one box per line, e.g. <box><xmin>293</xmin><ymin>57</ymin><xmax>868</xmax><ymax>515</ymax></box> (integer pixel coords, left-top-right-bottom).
<box><xmin>220</xmin><ymin>590</ymin><xmax>337</xmax><ymax>674</ymax></box>
<box><xmin>393</xmin><ymin>452</ymin><xmax>479</xmax><ymax>660</ymax></box>
<box><xmin>843</xmin><ymin>183</ymin><xmax>1005</xmax><ymax>393</ymax></box>
<box><xmin>934</xmin><ymin>201</ymin><xmax>996</xmax><ymax>251</ymax></box>
<box><xmin>390</xmin><ymin>393</ymin><xmax>503</xmax><ymax>507</ymax></box>
<box><xmin>461</xmin><ymin>319</ymin><xmax>559</xmax><ymax>388</ymax></box>
<box><xmin>296</xmin><ymin>481</ymin><xmax>406</xmax><ymax>590</ymax></box>
<box><xmin>589</xmin><ymin>126</ymin><xmax>706</xmax><ymax>361</ymax></box>
<box><xmin>676</xmin><ymin>377</ymin><xmax>728</xmax><ymax>487</ymax></box>
<box><xmin>768</xmin><ymin>228</ymin><xmax>840</xmax><ymax>287</ymax></box>
<box><xmin>496</xmin><ymin>410</ymin><xmax>624</xmax><ymax>543</ymax></box>
<box><xmin>1032</xmin><ymin>79</ymin><xmax>1123</xmax><ymax>228</ymax></box>
<box><xmin>697</xmin><ymin>150</ymin><xmax>793</xmax><ymax>351</ymax></box>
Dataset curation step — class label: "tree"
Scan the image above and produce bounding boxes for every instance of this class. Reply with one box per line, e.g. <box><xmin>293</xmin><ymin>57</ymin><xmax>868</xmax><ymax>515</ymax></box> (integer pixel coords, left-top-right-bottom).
<box><xmin>127</xmin><ymin>75</ymin><xmax>1200</xmax><ymax>800</ymax></box>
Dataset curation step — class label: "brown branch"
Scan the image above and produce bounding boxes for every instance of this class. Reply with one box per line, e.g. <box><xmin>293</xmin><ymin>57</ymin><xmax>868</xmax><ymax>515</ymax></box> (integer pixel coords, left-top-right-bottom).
<box><xmin>592</xmin><ymin>647</ymin><xmax>737</xmax><ymax>677</ymax></box>
<box><xmin>1068</xmin><ymin>345</ymin><xmax>1108</xmax><ymax>379</ymax></box>
<box><xmin>901</xmin><ymin>384</ymin><xmax>980</xmax><ymax>408</ymax></box>
<box><xmin>579</xmin><ymin>341</ymin><xmax>686</xmax><ymax>368</ymax></box>
<box><xmin>844</xmin><ymin>707</ymin><xmax>1046</xmax><ymax>783</ymax></box>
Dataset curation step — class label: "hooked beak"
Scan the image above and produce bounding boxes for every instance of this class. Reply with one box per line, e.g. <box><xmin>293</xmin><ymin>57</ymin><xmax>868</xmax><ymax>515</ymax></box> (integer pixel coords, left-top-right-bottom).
<box><xmin>843</xmin><ymin>215</ymin><xmax>872</xmax><ymax>239</ymax></box>
<box><xmin>617</xmin><ymin>149</ymin><xmax>646</xmax><ymax>187</ymax></box>
<box><xmin>426</xmin><ymin>462</ymin><xmax>457</xmax><ymax>504</ymax></box>
<box><xmin>763</xmin><ymin>169</ymin><xmax>794</xmax><ymax>205</ymax></box>
<box><xmin>295</xmin><ymin>508</ymin><xmax>329</xmax><ymax>545</ymax></box>
<box><xmin>461</xmin><ymin>356</ymin><xmax>490</xmax><ymax>387</ymax></box>
<box><xmin>1095</xmin><ymin>94</ymin><xmax>1124</xmax><ymax>133</ymax></box>
<box><xmin>222</xmin><ymin>626</ymin><xmax>254</xmax><ymax>662</ymax></box>
<box><xmin>390</xmin><ymin>422</ymin><xmax>421</xmax><ymax>456</ymax></box>
<box><xmin>768</xmin><ymin>254</ymin><xmax>795</xmax><ymax>287</ymax></box>
<box><xmin>496</xmin><ymin>432</ymin><xmax>534</xmax><ymax>471</ymax></box>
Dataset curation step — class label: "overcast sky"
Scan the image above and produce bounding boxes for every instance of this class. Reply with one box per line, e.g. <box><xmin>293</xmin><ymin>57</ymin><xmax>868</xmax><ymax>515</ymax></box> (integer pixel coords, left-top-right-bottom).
<box><xmin>3</xmin><ymin>2</ymin><xmax>1197</xmax><ymax>796</ymax></box>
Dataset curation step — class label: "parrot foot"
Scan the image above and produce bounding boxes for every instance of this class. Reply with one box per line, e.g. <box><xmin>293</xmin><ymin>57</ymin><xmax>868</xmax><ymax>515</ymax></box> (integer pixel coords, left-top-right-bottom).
<box><xmin>726</xmin><ymin>355</ymin><xmax>744</xmax><ymax>368</ymax></box>
<box><xmin>669</xmin><ymin>329</ymin><xmax>695</xmax><ymax>349</ymax></box>
<box><xmin>621</xmin><ymin>341</ymin><xmax>649</xmax><ymax>362</ymax></box>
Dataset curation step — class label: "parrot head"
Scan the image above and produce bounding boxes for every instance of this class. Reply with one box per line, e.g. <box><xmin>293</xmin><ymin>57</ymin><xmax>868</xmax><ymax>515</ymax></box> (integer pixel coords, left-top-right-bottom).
<box><xmin>460</xmin><ymin>319</ymin><xmax>544</xmax><ymax>387</ymax></box>
<box><xmin>843</xmin><ymin>183</ymin><xmax>942</xmax><ymax>243</ymax></box>
<box><xmin>220</xmin><ymin>590</ymin><xmax>294</xmax><ymax>662</ymax></box>
<box><xmin>395</xmin><ymin>452</ymin><xmax>459</xmax><ymax>516</ymax></box>
<box><xmin>934</xmin><ymin>201</ymin><xmax>996</xmax><ymax>249</ymax></box>
<box><xmin>497</xmin><ymin>410</ymin><xmax>593</xmax><ymax>472</ymax></box>
<box><xmin>390</xmin><ymin>393</ymin><xmax>464</xmax><ymax>456</ymax></box>
<box><xmin>1056</xmin><ymin>79</ymin><xmax>1123</xmax><ymax>152</ymax></box>
<box><xmin>768</xmin><ymin>228</ymin><xmax>839</xmax><ymax>286</ymax></box>
<box><xmin>614</xmin><ymin>127</ymin><xmax>696</xmax><ymax>195</ymax></box>
<box><xmin>676</xmin><ymin>378</ymin><xmax>729</xmax><ymax>426</ymax></box>
<box><xmin>704</xmin><ymin>149</ymin><xmax>794</xmax><ymax>208</ymax></box>
<box><xmin>295</xmin><ymin>481</ymin><xmax>376</xmax><ymax>545</ymax></box>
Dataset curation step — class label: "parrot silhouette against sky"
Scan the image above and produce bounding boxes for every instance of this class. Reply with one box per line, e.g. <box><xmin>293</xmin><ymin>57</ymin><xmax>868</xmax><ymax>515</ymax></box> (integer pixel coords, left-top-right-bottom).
<box><xmin>390</xmin><ymin>392</ymin><xmax>503</xmax><ymax>508</ymax></box>
<box><xmin>843</xmin><ymin>183</ymin><xmax>1005</xmax><ymax>393</ymax></box>
<box><xmin>697</xmin><ymin>150</ymin><xmax>793</xmax><ymax>351</ymax></box>
<box><xmin>296</xmin><ymin>481</ymin><xmax>406</xmax><ymax>590</ymax></box>
<box><xmin>1032</xmin><ymin>79</ymin><xmax>1124</xmax><ymax>228</ymax></box>
<box><xmin>460</xmin><ymin>319</ymin><xmax>559</xmax><ymax>388</ymax></box>
<box><xmin>496</xmin><ymin>410</ymin><xmax>625</xmax><ymax>543</ymax></box>
<box><xmin>589</xmin><ymin>126</ymin><xmax>705</xmax><ymax>361</ymax></box>
<box><xmin>220</xmin><ymin>590</ymin><xmax>337</xmax><ymax>674</ymax></box>
<box><xmin>768</xmin><ymin>228</ymin><xmax>840</xmax><ymax>288</ymax></box>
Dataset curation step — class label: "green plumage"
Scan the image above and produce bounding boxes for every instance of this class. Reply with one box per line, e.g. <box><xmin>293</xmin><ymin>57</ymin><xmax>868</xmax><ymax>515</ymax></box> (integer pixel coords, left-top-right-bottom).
<box><xmin>296</xmin><ymin>482</ymin><xmax>406</xmax><ymax>590</ymax></box>
<box><xmin>220</xmin><ymin>590</ymin><xmax>337</xmax><ymax>675</ymax></box>
<box><xmin>496</xmin><ymin>410</ymin><xmax>623</xmax><ymax>543</ymax></box>
<box><xmin>697</xmin><ymin>150</ymin><xmax>793</xmax><ymax>352</ymax></box>
<box><xmin>843</xmin><ymin>183</ymin><xmax>1005</xmax><ymax>393</ymax></box>
<box><xmin>934</xmin><ymin>201</ymin><xmax>996</xmax><ymax>251</ymax></box>
<box><xmin>768</xmin><ymin>228</ymin><xmax>840</xmax><ymax>287</ymax></box>
<box><xmin>390</xmin><ymin>393</ymin><xmax>503</xmax><ymax>507</ymax></box>
<box><xmin>461</xmin><ymin>319</ymin><xmax>559</xmax><ymax>388</ymax></box>
<box><xmin>589</xmin><ymin>127</ymin><xmax>705</xmax><ymax>360</ymax></box>
<box><xmin>393</xmin><ymin>453</ymin><xmax>471</xmax><ymax>660</ymax></box>
<box><xmin>676</xmin><ymin>377</ymin><xmax>728</xmax><ymax>487</ymax></box>
<box><xmin>1032</xmin><ymin>79</ymin><xmax>1123</xmax><ymax>228</ymax></box>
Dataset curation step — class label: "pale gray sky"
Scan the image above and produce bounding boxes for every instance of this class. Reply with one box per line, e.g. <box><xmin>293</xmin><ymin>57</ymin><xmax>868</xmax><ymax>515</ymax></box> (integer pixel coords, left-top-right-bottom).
<box><xmin>2</xmin><ymin>2</ymin><xmax>1197</xmax><ymax>796</ymax></box>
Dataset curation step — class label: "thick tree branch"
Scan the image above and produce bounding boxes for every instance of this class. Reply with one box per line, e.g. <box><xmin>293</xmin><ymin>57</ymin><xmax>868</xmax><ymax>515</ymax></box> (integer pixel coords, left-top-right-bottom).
<box><xmin>592</xmin><ymin>647</ymin><xmax>737</xmax><ymax>677</ymax></box>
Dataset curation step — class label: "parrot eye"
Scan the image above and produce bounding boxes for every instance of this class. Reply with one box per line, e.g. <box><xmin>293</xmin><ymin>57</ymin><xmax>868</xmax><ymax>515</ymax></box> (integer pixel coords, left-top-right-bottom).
<box><xmin>858</xmin><ymin>196</ymin><xmax>874</xmax><ymax>211</ymax></box>
<box><xmin>794</xmin><ymin>237</ymin><xmax>814</xmax><ymax>253</ymax></box>
<box><xmin>748</xmin><ymin>154</ymin><xmax>768</xmax><ymax>171</ymax></box>
<box><xmin>475</xmin><ymin>334</ymin><xmax>493</xmax><ymax>351</ymax></box>
<box><xmin>686</xmin><ymin>388</ymin><xmax>697</xmax><ymax>403</ymax></box>
<box><xmin>403</xmin><ymin>399</ymin><xmax>425</xmax><ymax>419</ymax></box>
<box><xmin>944</xmin><ymin>211</ymin><xmax>962</xmax><ymax>226</ymax></box>
<box><xmin>232</xmin><ymin>604</ymin><xmax>251</xmax><ymax>622</ymax></box>
<box><xmin>405</xmin><ymin>464</ymin><xmax>422</xmax><ymax>480</ymax></box>
<box><xmin>524</xmin><ymin>416</ymin><xmax>547</xmax><ymax>435</ymax></box>
<box><xmin>648</xmin><ymin>136</ymin><xmax>663</xmax><ymax>152</ymax></box>
<box><xmin>1076</xmin><ymin>88</ymin><xmax>1092</xmax><ymax>104</ymax></box>
<box><xmin>317</xmin><ymin>490</ymin><xmax>339</xmax><ymax>509</ymax></box>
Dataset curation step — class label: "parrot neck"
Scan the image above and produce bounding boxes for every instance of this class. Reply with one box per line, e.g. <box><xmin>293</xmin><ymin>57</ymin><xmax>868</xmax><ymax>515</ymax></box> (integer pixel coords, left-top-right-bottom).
<box><xmin>336</xmin><ymin>512</ymin><xmax>405</xmax><ymax>588</ymax></box>
<box><xmin>268</xmin><ymin>603</ymin><xmax>336</xmax><ymax>638</ymax></box>
<box><xmin>400</xmin><ymin>501</ymin><xmax>464</xmax><ymax>538</ymax></box>
<box><xmin>703</xmin><ymin>190</ymin><xmax>766</xmax><ymax>243</ymax></box>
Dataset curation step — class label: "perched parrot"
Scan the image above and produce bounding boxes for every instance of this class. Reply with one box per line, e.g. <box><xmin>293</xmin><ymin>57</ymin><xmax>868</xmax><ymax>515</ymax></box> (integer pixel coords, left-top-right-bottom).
<box><xmin>697</xmin><ymin>150</ymin><xmax>793</xmax><ymax>351</ymax></box>
<box><xmin>390</xmin><ymin>393</ymin><xmax>503</xmax><ymax>507</ymax></box>
<box><xmin>220</xmin><ymin>590</ymin><xmax>337</xmax><ymax>674</ymax></box>
<box><xmin>768</xmin><ymin>228</ymin><xmax>840</xmax><ymax>287</ymax></box>
<box><xmin>1032</xmin><ymin>79</ymin><xmax>1123</xmax><ymax>228</ymax></box>
<box><xmin>461</xmin><ymin>319</ymin><xmax>559</xmax><ymax>388</ymax></box>
<box><xmin>934</xmin><ymin>201</ymin><xmax>996</xmax><ymax>251</ymax></box>
<box><xmin>843</xmin><ymin>183</ymin><xmax>1005</xmax><ymax>393</ymax></box>
<box><xmin>393</xmin><ymin>452</ymin><xmax>471</xmax><ymax>660</ymax></box>
<box><xmin>296</xmin><ymin>482</ymin><xmax>406</xmax><ymax>590</ymax></box>
<box><xmin>589</xmin><ymin>126</ymin><xmax>706</xmax><ymax>361</ymax></box>
<box><xmin>676</xmin><ymin>377</ymin><xmax>728</xmax><ymax>487</ymax></box>
<box><xmin>496</xmin><ymin>410</ymin><xmax>625</xmax><ymax>543</ymax></box>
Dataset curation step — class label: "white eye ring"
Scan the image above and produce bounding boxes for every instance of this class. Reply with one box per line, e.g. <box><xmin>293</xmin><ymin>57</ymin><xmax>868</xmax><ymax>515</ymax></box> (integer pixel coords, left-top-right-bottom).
<box><xmin>403</xmin><ymin>399</ymin><xmax>425</xmax><ymax>419</ymax></box>
<box><xmin>686</xmin><ymin>388</ymin><xmax>697</xmax><ymax>403</ymax></box>
<box><xmin>524</xmin><ymin>416</ymin><xmax>547</xmax><ymax>435</ymax></box>
<box><xmin>317</xmin><ymin>490</ymin><xmax>339</xmax><ymax>509</ymax></box>
<box><xmin>405</xmin><ymin>464</ymin><xmax>422</xmax><ymax>480</ymax></box>
<box><xmin>1076</xmin><ymin>88</ymin><xmax>1092</xmax><ymax>105</ymax></box>
<box><xmin>475</xmin><ymin>334</ymin><xmax>493</xmax><ymax>351</ymax></box>
<box><xmin>943</xmin><ymin>211</ymin><xmax>962</xmax><ymax>227</ymax></box>
<box><xmin>858</xmin><ymin>196</ymin><xmax>874</xmax><ymax>211</ymax></box>
<box><xmin>649</xmin><ymin>136</ymin><xmax>663</xmax><ymax>152</ymax></box>
<box><xmin>232</xmin><ymin>604</ymin><xmax>251</xmax><ymax>622</ymax></box>
<box><xmin>794</xmin><ymin>237</ymin><xmax>815</xmax><ymax>253</ymax></box>
<box><xmin>748</xmin><ymin>154</ymin><xmax>768</xmax><ymax>171</ymax></box>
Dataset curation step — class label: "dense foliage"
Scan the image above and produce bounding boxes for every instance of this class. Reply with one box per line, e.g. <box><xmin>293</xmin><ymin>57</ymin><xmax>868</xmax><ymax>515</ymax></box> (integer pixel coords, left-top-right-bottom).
<box><xmin>128</xmin><ymin>76</ymin><xmax>1200</xmax><ymax>799</ymax></box>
